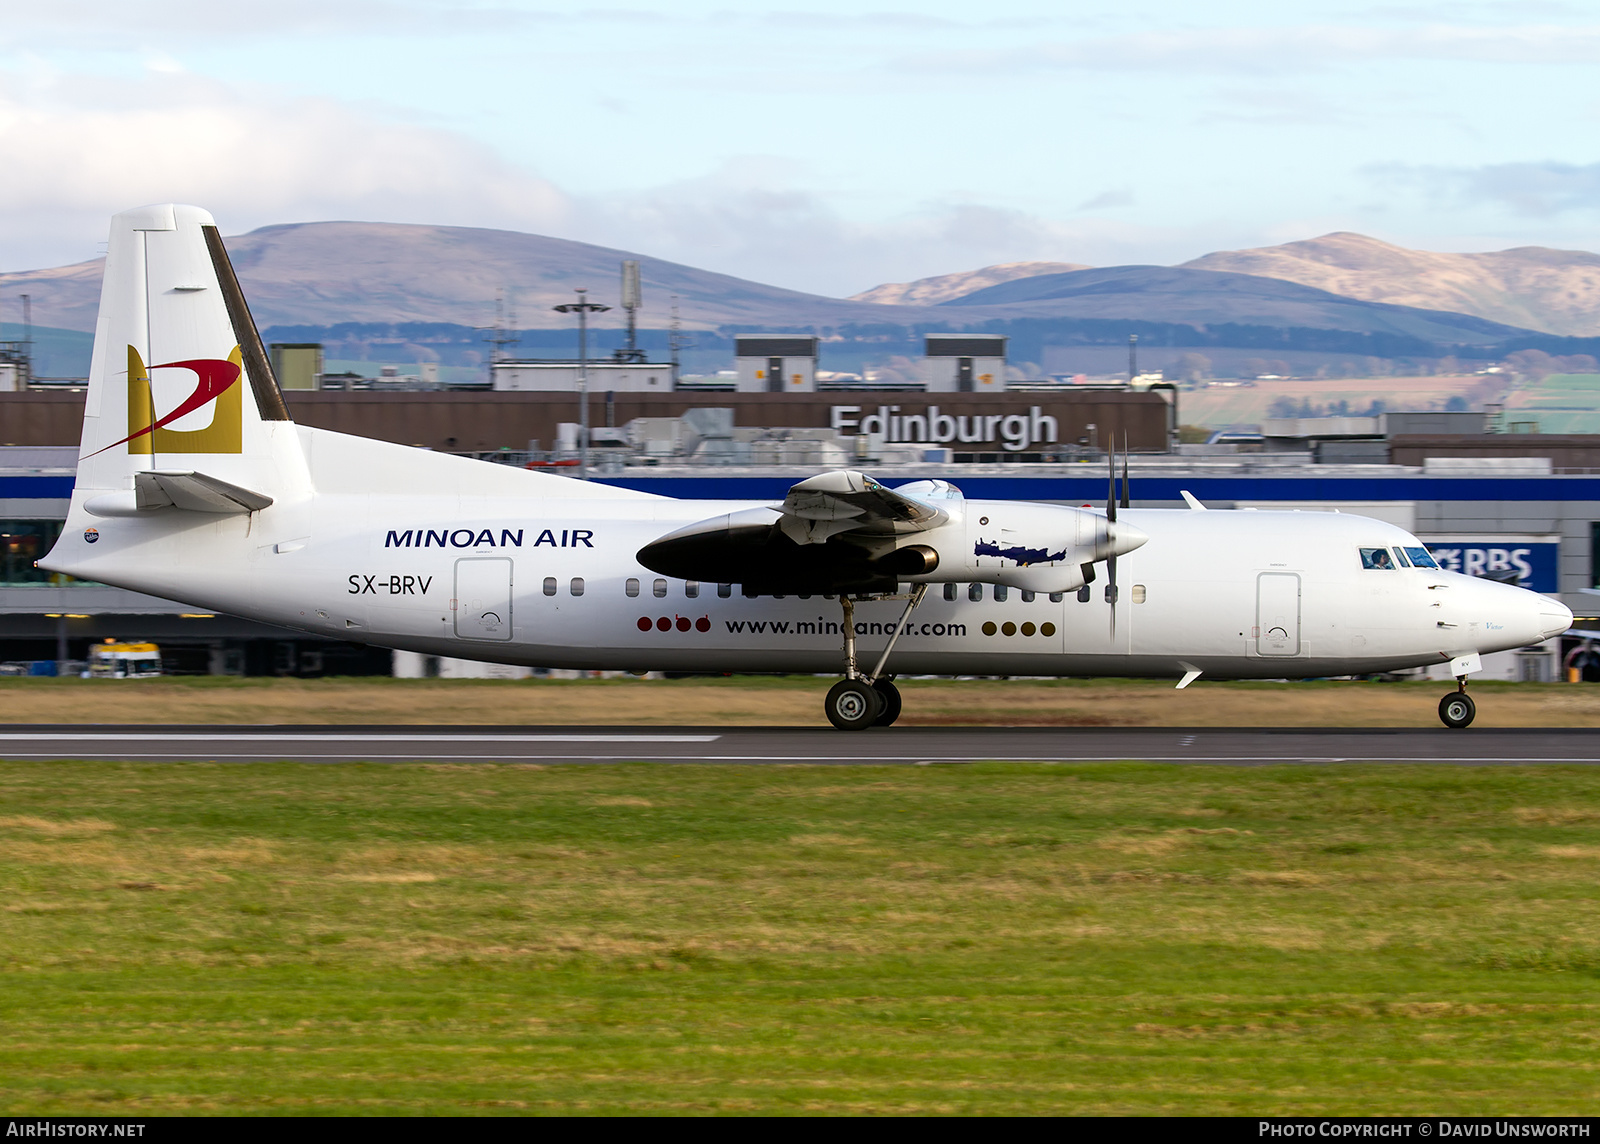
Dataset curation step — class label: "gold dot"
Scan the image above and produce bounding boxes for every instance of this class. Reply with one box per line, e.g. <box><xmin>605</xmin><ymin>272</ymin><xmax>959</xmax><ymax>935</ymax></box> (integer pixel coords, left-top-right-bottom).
<box><xmin>1041</xmin><ymin>622</ymin><xmax>1056</xmax><ymax>637</ymax></box>
<box><xmin>982</xmin><ymin>621</ymin><xmax>997</xmax><ymax>636</ymax></box>
<box><xmin>1021</xmin><ymin>622</ymin><xmax>1036</xmax><ymax>637</ymax></box>
<box><xmin>1002</xmin><ymin>621</ymin><xmax>1017</xmax><ymax>637</ymax></box>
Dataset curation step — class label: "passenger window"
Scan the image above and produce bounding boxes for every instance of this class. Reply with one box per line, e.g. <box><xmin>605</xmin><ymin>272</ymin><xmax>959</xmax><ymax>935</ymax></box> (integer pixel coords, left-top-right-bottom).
<box><xmin>543</xmin><ymin>576</ymin><xmax>557</xmax><ymax>596</ymax></box>
<box><xmin>943</xmin><ymin>583</ymin><xmax>958</xmax><ymax>602</ymax></box>
<box><xmin>653</xmin><ymin>579</ymin><xmax>668</xmax><ymax>597</ymax></box>
<box><xmin>1404</xmin><ymin>547</ymin><xmax>1439</xmax><ymax>569</ymax></box>
<box><xmin>1049</xmin><ymin>592</ymin><xmax>1064</xmax><ymax>603</ymax></box>
<box><xmin>993</xmin><ymin>585</ymin><xmax>1008</xmax><ymax>602</ymax></box>
<box><xmin>1021</xmin><ymin>590</ymin><xmax>1035</xmax><ymax>603</ymax></box>
<box><xmin>968</xmin><ymin>583</ymin><xmax>983</xmax><ymax>602</ymax></box>
<box><xmin>625</xmin><ymin>578</ymin><xmax>640</xmax><ymax>597</ymax></box>
<box><xmin>1132</xmin><ymin>584</ymin><xmax>1147</xmax><ymax>604</ymax></box>
<box><xmin>1360</xmin><ymin>547</ymin><xmax>1396</xmax><ymax>570</ymax></box>
<box><xmin>718</xmin><ymin>583</ymin><xmax>732</xmax><ymax>598</ymax></box>
<box><xmin>685</xmin><ymin>581</ymin><xmax>699</xmax><ymax>598</ymax></box>
<box><xmin>570</xmin><ymin>577</ymin><xmax>584</xmax><ymax>596</ymax></box>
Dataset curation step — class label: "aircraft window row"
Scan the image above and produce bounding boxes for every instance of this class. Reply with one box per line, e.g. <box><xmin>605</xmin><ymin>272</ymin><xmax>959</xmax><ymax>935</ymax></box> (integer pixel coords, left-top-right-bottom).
<box><xmin>1361</xmin><ymin>546</ymin><xmax>1441</xmax><ymax>571</ymax></box>
<box><xmin>542</xmin><ymin>576</ymin><xmax>585</xmax><ymax>596</ymax></box>
<box><xmin>944</xmin><ymin>583</ymin><xmax>1067</xmax><ymax>603</ymax></box>
<box><xmin>623</xmin><ymin>577</ymin><xmax>702</xmax><ymax>598</ymax></box>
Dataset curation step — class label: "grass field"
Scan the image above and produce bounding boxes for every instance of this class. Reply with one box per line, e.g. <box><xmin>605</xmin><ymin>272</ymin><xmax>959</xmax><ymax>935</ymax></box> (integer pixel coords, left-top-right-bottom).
<box><xmin>2</xmin><ymin>760</ymin><xmax>1600</xmax><ymax>1114</ymax></box>
<box><xmin>1178</xmin><ymin>375</ymin><xmax>1491</xmax><ymax>429</ymax></box>
<box><xmin>1503</xmin><ymin>373</ymin><xmax>1600</xmax><ymax>435</ymax></box>
<box><xmin>3</xmin><ymin>674</ymin><xmax>1600</xmax><ymax>727</ymax></box>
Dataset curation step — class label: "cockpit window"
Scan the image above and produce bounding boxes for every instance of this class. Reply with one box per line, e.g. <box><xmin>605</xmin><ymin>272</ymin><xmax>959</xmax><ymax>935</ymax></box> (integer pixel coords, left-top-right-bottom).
<box><xmin>1394</xmin><ymin>547</ymin><xmax>1411</xmax><ymax>567</ymax></box>
<box><xmin>1404</xmin><ymin>546</ymin><xmax>1439</xmax><ymax>569</ymax></box>
<box><xmin>1360</xmin><ymin>547</ymin><xmax>1396</xmax><ymax>570</ymax></box>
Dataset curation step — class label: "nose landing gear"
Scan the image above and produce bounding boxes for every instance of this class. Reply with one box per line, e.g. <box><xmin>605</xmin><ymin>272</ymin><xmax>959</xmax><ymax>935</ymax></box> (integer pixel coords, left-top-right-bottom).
<box><xmin>1438</xmin><ymin>677</ymin><xmax>1476</xmax><ymax>729</ymax></box>
<box><xmin>824</xmin><ymin>585</ymin><xmax>925</xmax><ymax>731</ymax></box>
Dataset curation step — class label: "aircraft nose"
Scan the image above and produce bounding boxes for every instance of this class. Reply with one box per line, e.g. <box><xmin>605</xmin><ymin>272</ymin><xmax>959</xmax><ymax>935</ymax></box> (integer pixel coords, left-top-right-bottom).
<box><xmin>1109</xmin><ymin>520</ymin><xmax>1149</xmax><ymax>557</ymax></box>
<box><xmin>1539</xmin><ymin>598</ymin><xmax>1574</xmax><ymax>641</ymax></box>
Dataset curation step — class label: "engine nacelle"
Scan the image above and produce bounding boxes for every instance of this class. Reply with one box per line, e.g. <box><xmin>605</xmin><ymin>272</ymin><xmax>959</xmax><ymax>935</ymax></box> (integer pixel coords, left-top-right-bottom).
<box><xmin>880</xmin><ymin>502</ymin><xmax>1146</xmax><ymax>593</ymax></box>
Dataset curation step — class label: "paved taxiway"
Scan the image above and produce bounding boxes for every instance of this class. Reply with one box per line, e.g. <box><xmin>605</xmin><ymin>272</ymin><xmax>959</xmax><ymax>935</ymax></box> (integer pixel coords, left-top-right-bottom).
<box><xmin>1</xmin><ymin>725</ymin><xmax>1598</xmax><ymax>764</ymax></box>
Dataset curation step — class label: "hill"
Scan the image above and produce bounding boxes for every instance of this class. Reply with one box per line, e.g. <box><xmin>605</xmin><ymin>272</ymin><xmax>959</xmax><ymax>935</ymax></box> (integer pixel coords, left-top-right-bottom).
<box><xmin>1181</xmin><ymin>232</ymin><xmax>1600</xmax><ymax>337</ymax></box>
<box><xmin>0</xmin><ymin>221</ymin><xmax>928</xmax><ymax>335</ymax></box>
<box><xmin>4</xmin><ymin>221</ymin><xmax>1587</xmax><ymax>374</ymax></box>
<box><xmin>849</xmin><ymin>261</ymin><xmax>1090</xmax><ymax>306</ymax></box>
<box><xmin>941</xmin><ymin>266</ymin><xmax>1532</xmax><ymax>346</ymax></box>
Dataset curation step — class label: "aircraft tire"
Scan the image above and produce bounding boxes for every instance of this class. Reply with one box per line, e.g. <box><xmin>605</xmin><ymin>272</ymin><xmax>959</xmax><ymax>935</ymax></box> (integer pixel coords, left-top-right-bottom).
<box><xmin>826</xmin><ymin>679</ymin><xmax>882</xmax><ymax>731</ymax></box>
<box><xmin>1438</xmin><ymin>692</ymin><xmax>1476</xmax><ymax>729</ymax></box>
<box><xmin>872</xmin><ymin>678</ymin><xmax>902</xmax><ymax>727</ymax></box>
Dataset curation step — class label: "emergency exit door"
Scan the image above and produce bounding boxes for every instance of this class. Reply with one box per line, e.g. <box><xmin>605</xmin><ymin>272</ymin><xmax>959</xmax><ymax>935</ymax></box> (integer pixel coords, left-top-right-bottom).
<box><xmin>1256</xmin><ymin>572</ymin><xmax>1301</xmax><ymax>656</ymax></box>
<box><xmin>455</xmin><ymin>558</ymin><xmax>513</xmax><ymax>641</ymax></box>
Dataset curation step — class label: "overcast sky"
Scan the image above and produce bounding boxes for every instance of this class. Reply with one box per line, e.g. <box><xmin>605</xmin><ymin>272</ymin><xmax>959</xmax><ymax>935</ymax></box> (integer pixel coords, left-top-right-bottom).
<box><xmin>3</xmin><ymin>0</ymin><xmax>1600</xmax><ymax>296</ymax></box>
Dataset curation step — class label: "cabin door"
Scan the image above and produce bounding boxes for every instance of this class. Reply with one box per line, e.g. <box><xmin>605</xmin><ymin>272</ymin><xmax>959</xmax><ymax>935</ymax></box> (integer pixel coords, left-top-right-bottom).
<box><xmin>1256</xmin><ymin>572</ymin><xmax>1301</xmax><ymax>656</ymax></box>
<box><xmin>455</xmin><ymin>558</ymin><xmax>513</xmax><ymax>641</ymax></box>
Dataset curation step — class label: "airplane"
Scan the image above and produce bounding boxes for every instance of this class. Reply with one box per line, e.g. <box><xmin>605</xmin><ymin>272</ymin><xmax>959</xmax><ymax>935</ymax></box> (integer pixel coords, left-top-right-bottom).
<box><xmin>37</xmin><ymin>204</ymin><xmax>1574</xmax><ymax>731</ymax></box>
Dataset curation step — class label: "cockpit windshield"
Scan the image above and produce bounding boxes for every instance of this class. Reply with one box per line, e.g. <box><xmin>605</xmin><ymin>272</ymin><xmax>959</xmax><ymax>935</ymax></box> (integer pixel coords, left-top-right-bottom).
<box><xmin>1360</xmin><ymin>547</ymin><xmax>1395</xmax><ymax>570</ymax></box>
<box><xmin>1403</xmin><ymin>546</ymin><xmax>1439</xmax><ymax>569</ymax></box>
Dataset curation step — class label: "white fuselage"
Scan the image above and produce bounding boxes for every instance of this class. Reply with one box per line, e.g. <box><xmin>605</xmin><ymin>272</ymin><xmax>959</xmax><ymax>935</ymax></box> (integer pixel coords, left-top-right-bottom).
<box><xmin>43</xmin><ymin>429</ymin><xmax>1569</xmax><ymax>682</ymax></box>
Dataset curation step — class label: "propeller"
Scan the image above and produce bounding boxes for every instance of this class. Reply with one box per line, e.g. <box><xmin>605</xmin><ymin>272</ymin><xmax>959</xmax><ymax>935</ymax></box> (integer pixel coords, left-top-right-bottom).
<box><xmin>1105</xmin><ymin>446</ymin><xmax>1120</xmax><ymax>638</ymax></box>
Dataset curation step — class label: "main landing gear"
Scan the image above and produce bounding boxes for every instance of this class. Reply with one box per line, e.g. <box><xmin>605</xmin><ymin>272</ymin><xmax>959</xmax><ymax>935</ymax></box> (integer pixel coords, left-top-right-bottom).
<box><xmin>824</xmin><ymin>585</ymin><xmax>926</xmax><ymax>731</ymax></box>
<box><xmin>1438</xmin><ymin>676</ymin><xmax>1476</xmax><ymax>729</ymax></box>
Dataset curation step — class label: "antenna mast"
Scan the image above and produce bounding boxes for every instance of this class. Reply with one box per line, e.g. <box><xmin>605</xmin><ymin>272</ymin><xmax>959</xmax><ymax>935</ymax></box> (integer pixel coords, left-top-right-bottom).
<box><xmin>482</xmin><ymin>288</ymin><xmax>521</xmax><ymax>379</ymax></box>
<box><xmin>666</xmin><ymin>294</ymin><xmax>695</xmax><ymax>389</ymax></box>
<box><xmin>614</xmin><ymin>260</ymin><xmax>644</xmax><ymax>363</ymax></box>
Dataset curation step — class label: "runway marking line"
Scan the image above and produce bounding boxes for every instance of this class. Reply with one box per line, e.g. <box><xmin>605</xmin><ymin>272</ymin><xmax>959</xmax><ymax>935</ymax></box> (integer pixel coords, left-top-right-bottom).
<box><xmin>0</xmin><ymin>733</ymin><xmax>721</xmax><ymax>743</ymax></box>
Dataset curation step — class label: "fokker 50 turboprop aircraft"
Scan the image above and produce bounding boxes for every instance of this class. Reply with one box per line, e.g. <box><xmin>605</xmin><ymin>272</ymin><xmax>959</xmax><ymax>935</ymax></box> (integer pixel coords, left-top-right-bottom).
<box><xmin>39</xmin><ymin>205</ymin><xmax>1573</xmax><ymax>730</ymax></box>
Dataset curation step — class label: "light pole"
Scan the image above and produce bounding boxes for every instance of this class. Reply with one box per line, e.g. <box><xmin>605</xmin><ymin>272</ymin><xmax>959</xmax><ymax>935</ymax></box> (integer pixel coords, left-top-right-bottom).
<box><xmin>553</xmin><ymin>288</ymin><xmax>610</xmax><ymax>480</ymax></box>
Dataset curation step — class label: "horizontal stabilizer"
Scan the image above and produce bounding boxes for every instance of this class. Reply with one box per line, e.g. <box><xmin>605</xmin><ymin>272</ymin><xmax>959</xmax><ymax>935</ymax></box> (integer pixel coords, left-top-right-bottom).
<box><xmin>85</xmin><ymin>471</ymin><xmax>274</xmax><ymax>517</ymax></box>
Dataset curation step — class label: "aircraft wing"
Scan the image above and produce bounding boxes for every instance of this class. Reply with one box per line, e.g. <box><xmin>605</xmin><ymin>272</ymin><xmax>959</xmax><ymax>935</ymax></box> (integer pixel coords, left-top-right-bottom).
<box><xmin>776</xmin><ymin>471</ymin><xmax>951</xmax><ymax>545</ymax></box>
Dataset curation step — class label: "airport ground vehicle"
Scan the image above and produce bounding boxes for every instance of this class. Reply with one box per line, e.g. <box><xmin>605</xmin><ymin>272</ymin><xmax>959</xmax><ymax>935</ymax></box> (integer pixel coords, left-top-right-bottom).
<box><xmin>87</xmin><ymin>641</ymin><xmax>163</xmax><ymax>679</ymax></box>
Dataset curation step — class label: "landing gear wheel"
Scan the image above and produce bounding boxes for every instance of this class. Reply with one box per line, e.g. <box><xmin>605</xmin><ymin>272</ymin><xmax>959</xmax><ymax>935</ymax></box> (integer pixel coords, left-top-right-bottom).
<box><xmin>1439</xmin><ymin>692</ymin><xmax>1476</xmax><ymax>729</ymax></box>
<box><xmin>826</xmin><ymin>679</ymin><xmax>883</xmax><ymax>731</ymax></box>
<box><xmin>872</xmin><ymin>678</ymin><xmax>902</xmax><ymax>727</ymax></box>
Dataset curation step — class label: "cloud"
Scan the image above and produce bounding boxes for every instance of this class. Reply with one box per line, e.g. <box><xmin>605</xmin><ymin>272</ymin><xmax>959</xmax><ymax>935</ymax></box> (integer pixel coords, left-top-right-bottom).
<box><xmin>0</xmin><ymin>66</ymin><xmax>1228</xmax><ymax>297</ymax></box>
<box><xmin>0</xmin><ymin>69</ymin><xmax>568</xmax><ymax>268</ymax></box>
<box><xmin>1076</xmin><ymin>188</ymin><xmax>1134</xmax><ymax>211</ymax></box>
<box><xmin>895</xmin><ymin>23</ymin><xmax>1600</xmax><ymax>75</ymax></box>
<box><xmin>1371</xmin><ymin>160</ymin><xmax>1600</xmax><ymax>216</ymax></box>
<box><xmin>0</xmin><ymin>1</ymin><xmax>573</xmax><ymax>45</ymax></box>
<box><xmin>573</xmin><ymin>170</ymin><xmax>1205</xmax><ymax>294</ymax></box>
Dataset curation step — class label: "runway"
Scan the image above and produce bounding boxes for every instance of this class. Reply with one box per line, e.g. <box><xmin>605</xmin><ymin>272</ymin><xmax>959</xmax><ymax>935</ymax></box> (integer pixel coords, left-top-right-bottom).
<box><xmin>1</xmin><ymin>725</ymin><xmax>1598</xmax><ymax>764</ymax></box>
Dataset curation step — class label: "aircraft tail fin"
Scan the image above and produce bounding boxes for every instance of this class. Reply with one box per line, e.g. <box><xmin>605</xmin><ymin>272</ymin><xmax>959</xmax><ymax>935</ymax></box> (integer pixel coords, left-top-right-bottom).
<box><xmin>72</xmin><ymin>204</ymin><xmax>308</xmax><ymax>503</ymax></box>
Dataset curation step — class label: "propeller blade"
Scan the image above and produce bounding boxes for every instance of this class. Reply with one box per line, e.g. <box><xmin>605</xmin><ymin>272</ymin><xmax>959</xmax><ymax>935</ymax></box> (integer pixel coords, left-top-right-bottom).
<box><xmin>1120</xmin><ymin>436</ymin><xmax>1130</xmax><ymax>510</ymax></box>
<box><xmin>1106</xmin><ymin>447</ymin><xmax>1116</xmax><ymax>523</ymax></box>
<box><xmin>1106</xmin><ymin>551</ymin><xmax>1118</xmax><ymax>640</ymax></box>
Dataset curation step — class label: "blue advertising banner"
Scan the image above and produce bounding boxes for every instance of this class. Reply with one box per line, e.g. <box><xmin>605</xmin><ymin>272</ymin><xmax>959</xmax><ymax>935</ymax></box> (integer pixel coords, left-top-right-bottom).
<box><xmin>1419</xmin><ymin>535</ymin><xmax>1561</xmax><ymax>593</ymax></box>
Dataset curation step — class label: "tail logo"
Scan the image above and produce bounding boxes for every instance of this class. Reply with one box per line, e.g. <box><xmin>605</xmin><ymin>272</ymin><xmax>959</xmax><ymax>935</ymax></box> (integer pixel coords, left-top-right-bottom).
<box><xmin>91</xmin><ymin>345</ymin><xmax>245</xmax><ymax>456</ymax></box>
